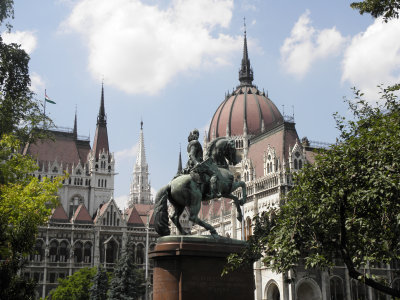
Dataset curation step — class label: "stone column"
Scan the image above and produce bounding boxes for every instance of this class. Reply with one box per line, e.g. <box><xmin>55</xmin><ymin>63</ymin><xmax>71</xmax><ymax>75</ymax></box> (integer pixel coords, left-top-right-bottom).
<box><xmin>345</xmin><ymin>268</ymin><xmax>352</xmax><ymax>300</ymax></box>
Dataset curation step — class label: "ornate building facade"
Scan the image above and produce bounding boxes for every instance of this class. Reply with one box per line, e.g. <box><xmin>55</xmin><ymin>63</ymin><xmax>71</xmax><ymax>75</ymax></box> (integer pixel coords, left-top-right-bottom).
<box><xmin>184</xmin><ymin>30</ymin><xmax>400</xmax><ymax>300</ymax></box>
<box><xmin>23</xmin><ymin>85</ymin><xmax>157</xmax><ymax>298</ymax></box>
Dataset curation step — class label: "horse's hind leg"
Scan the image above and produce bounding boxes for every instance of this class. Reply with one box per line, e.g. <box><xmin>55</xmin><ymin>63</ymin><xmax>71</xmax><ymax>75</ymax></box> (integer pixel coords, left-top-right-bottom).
<box><xmin>224</xmin><ymin>193</ymin><xmax>243</xmax><ymax>222</ymax></box>
<box><xmin>188</xmin><ymin>201</ymin><xmax>218</xmax><ymax>237</ymax></box>
<box><xmin>171</xmin><ymin>204</ymin><xmax>188</xmax><ymax>235</ymax></box>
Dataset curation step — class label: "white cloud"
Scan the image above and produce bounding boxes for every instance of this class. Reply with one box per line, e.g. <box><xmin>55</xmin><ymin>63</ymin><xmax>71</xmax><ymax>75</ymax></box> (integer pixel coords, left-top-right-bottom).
<box><xmin>342</xmin><ymin>17</ymin><xmax>400</xmax><ymax>101</ymax></box>
<box><xmin>30</xmin><ymin>72</ymin><xmax>45</xmax><ymax>94</ymax></box>
<box><xmin>280</xmin><ymin>10</ymin><xmax>346</xmax><ymax>78</ymax></box>
<box><xmin>114</xmin><ymin>194</ymin><xmax>129</xmax><ymax>210</ymax></box>
<box><xmin>62</xmin><ymin>0</ymin><xmax>240</xmax><ymax>95</ymax></box>
<box><xmin>2</xmin><ymin>30</ymin><xmax>37</xmax><ymax>54</ymax></box>
<box><xmin>115</xmin><ymin>143</ymin><xmax>139</xmax><ymax>164</ymax></box>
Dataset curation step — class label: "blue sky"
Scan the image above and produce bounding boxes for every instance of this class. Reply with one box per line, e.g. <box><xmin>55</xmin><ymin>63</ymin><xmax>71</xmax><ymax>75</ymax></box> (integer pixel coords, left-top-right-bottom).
<box><xmin>4</xmin><ymin>0</ymin><xmax>400</xmax><ymax>209</ymax></box>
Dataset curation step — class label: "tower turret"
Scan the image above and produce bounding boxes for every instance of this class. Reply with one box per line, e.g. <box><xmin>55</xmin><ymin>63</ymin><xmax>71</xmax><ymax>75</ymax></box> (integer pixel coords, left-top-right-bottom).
<box><xmin>129</xmin><ymin>121</ymin><xmax>152</xmax><ymax>206</ymax></box>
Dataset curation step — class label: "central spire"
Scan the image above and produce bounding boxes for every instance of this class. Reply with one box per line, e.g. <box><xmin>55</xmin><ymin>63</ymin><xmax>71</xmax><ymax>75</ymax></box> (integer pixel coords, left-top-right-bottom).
<box><xmin>97</xmin><ymin>82</ymin><xmax>107</xmax><ymax>126</ymax></box>
<box><xmin>239</xmin><ymin>18</ymin><xmax>254</xmax><ymax>86</ymax></box>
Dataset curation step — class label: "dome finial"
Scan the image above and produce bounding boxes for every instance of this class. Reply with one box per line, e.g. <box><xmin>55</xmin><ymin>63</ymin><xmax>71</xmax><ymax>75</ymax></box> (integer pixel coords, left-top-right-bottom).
<box><xmin>239</xmin><ymin>17</ymin><xmax>254</xmax><ymax>86</ymax></box>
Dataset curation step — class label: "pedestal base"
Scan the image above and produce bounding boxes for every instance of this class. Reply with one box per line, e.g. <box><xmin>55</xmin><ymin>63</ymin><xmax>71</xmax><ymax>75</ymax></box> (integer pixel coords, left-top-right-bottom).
<box><xmin>149</xmin><ymin>235</ymin><xmax>254</xmax><ymax>300</ymax></box>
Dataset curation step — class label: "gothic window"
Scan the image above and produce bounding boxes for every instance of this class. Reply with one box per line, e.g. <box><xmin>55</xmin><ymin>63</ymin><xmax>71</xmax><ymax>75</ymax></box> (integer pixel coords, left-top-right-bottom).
<box><xmin>74</xmin><ymin>242</ymin><xmax>83</xmax><ymax>263</ymax></box>
<box><xmin>105</xmin><ymin>240</ymin><xmax>118</xmax><ymax>263</ymax></box>
<box><xmin>136</xmin><ymin>244</ymin><xmax>144</xmax><ymax>264</ymax></box>
<box><xmin>299</xmin><ymin>160</ymin><xmax>303</xmax><ymax>169</ymax></box>
<box><xmin>76</xmin><ymin>169</ymin><xmax>81</xmax><ymax>175</ymax></box>
<box><xmin>59</xmin><ymin>241</ymin><xmax>69</xmax><ymax>262</ymax></box>
<box><xmin>98</xmin><ymin>179</ymin><xmax>100</xmax><ymax>187</ymax></box>
<box><xmin>105</xmin><ymin>180</ymin><xmax>107</xmax><ymax>188</ymax></box>
<box><xmin>294</xmin><ymin>159</ymin><xmax>298</xmax><ymax>169</ymax></box>
<box><xmin>330</xmin><ymin>276</ymin><xmax>344</xmax><ymax>300</ymax></box>
<box><xmin>108</xmin><ymin>165</ymin><xmax>111</xmax><ymax>172</ymax></box>
<box><xmin>68</xmin><ymin>177</ymin><xmax>71</xmax><ymax>184</ymax></box>
<box><xmin>52</xmin><ymin>167</ymin><xmax>58</xmax><ymax>173</ymax></box>
<box><xmin>31</xmin><ymin>240</ymin><xmax>44</xmax><ymax>262</ymax></box>
<box><xmin>80</xmin><ymin>178</ymin><xmax>83</xmax><ymax>185</ymax></box>
<box><xmin>351</xmin><ymin>279</ymin><xmax>367</xmax><ymax>300</ymax></box>
<box><xmin>84</xmin><ymin>242</ymin><xmax>92</xmax><ymax>263</ymax></box>
<box><xmin>49</xmin><ymin>241</ymin><xmax>58</xmax><ymax>262</ymax></box>
<box><xmin>95</xmin><ymin>164</ymin><xmax>98</xmax><ymax>171</ymax></box>
<box><xmin>245</xmin><ymin>217</ymin><xmax>252</xmax><ymax>241</ymax></box>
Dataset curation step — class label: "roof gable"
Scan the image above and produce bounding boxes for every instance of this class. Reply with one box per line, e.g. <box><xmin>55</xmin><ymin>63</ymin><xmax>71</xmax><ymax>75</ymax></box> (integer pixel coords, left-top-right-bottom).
<box><xmin>72</xmin><ymin>203</ymin><xmax>93</xmax><ymax>224</ymax></box>
<box><xmin>126</xmin><ymin>207</ymin><xmax>144</xmax><ymax>226</ymax></box>
<box><xmin>50</xmin><ymin>205</ymin><xmax>69</xmax><ymax>223</ymax></box>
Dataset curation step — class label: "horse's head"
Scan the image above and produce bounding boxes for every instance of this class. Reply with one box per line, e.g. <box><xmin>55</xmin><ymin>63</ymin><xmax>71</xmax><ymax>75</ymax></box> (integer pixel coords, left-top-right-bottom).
<box><xmin>224</xmin><ymin>139</ymin><xmax>240</xmax><ymax>165</ymax></box>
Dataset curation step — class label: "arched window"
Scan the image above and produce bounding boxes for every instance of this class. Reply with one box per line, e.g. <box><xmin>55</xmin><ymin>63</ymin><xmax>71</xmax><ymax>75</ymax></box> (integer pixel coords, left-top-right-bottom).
<box><xmin>299</xmin><ymin>160</ymin><xmax>303</xmax><ymax>169</ymax></box>
<box><xmin>294</xmin><ymin>159</ymin><xmax>298</xmax><ymax>169</ymax></box>
<box><xmin>49</xmin><ymin>241</ymin><xmax>58</xmax><ymax>262</ymax></box>
<box><xmin>74</xmin><ymin>242</ymin><xmax>83</xmax><ymax>263</ymax></box>
<box><xmin>105</xmin><ymin>240</ymin><xmax>118</xmax><ymax>263</ymax></box>
<box><xmin>351</xmin><ymin>279</ymin><xmax>367</xmax><ymax>300</ymax></box>
<box><xmin>136</xmin><ymin>244</ymin><xmax>145</xmax><ymax>264</ymax></box>
<box><xmin>245</xmin><ymin>217</ymin><xmax>252</xmax><ymax>240</ymax></box>
<box><xmin>105</xmin><ymin>180</ymin><xmax>107</xmax><ymax>188</ymax></box>
<box><xmin>330</xmin><ymin>277</ymin><xmax>344</xmax><ymax>300</ymax></box>
<box><xmin>31</xmin><ymin>240</ymin><xmax>44</xmax><ymax>262</ymax></box>
<box><xmin>59</xmin><ymin>241</ymin><xmax>69</xmax><ymax>262</ymax></box>
<box><xmin>84</xmin><ymin>242</ymin><xmax>92</xmax><ymax>263</ymax></box>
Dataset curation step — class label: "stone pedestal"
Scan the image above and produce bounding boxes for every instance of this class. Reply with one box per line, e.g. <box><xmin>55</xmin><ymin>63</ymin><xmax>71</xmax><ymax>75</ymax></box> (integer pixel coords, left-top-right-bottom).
<box><xmin>149</xmin><ymin>235</ymin><xmax>254</xmax><ymax>300</ymax></box>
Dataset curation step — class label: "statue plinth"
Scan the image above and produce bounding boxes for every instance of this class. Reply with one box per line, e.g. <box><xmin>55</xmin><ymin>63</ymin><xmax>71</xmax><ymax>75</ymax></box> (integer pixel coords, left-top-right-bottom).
<box><xmin>149</xmin><ymin>235</ymin><xmax>254</xmax><ymax>300</ymax></box>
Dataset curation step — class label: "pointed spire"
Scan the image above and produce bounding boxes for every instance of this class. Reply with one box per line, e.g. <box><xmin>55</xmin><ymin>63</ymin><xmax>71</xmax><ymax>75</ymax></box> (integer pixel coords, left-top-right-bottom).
<box><xmin>97</xmin><ymin>82</ymin><xmax>106</xmax><ymax>126</ymax></box>
<box><xmin>239</xmin><ymin>17</ymin><xmax>254</xmax><ymax>86</ymax></box>
<box><xmin>136</xmin><ymin>120</ymin><xmax>147</xmax><ymax>166</ymax></box>
<box><xmin>92</xmin><ymin>83</ymin><xmax>110</xmax><ymax>159</ymax></box>
<box><xmin>73</xmin><ymin>106</ymin><xmax>77</xmax><ymax>140</ymax></box>
<box><xmin>177</xmin><ymin>145</ymin><xmax>182</xmax><ymax>175</ymax></box>
<box><xmin>129</xmin><ymin>121</ymin><xmax>152</xmax><ymax>206</ymax></box>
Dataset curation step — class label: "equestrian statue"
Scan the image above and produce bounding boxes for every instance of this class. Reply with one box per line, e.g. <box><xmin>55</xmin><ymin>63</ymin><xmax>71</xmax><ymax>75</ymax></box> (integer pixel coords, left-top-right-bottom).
<box><xmin>153</xmin><ymin>129</ymin><xmax>247</xmax><ymax>237</ymax></box>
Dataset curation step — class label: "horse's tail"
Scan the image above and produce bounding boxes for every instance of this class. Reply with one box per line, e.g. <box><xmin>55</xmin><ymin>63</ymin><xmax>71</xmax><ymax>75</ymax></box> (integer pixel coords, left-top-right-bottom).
<box><xmin>154</xmin><ymin>183</ymin><xmax>171</xmax><ymax>236</ymax></box>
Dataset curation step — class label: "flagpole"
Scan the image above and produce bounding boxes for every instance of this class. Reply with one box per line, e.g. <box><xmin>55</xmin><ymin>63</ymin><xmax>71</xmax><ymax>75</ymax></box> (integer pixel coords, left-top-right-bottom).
<box><xmin>44</xmin><ymin>89</ymin><xmax>47</xmax><ymax>126</ymax></box>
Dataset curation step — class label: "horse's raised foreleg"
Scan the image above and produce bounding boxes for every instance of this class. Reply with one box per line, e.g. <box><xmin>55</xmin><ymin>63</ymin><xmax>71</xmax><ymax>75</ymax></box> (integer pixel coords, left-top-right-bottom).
<box><xmin>224</xmin><ymin>193</ymin><xmax>243</xmax><ymax>222</ymax></box>
<box><xmin>188</xmin><ymin>201</ymin><xmax>218</xmax><ymax>237</ymax></box>
<box><xmin>231</xmin><ymin>181</ymin><xmax>247</xmax><ymax>205</ymax></box>
<box><xmin>170</xmin><ymin>204</ymin><xmax>188</xmax><ymax>235</ymax></box>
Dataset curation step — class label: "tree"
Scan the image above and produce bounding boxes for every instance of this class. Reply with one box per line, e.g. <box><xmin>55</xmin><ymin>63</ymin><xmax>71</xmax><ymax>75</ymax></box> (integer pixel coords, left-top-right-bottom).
<box><xmin>90</xmin><ymin>266</ymin><xmax>109</xmax><ymax>300</ymax></box>
<box><xmin>351</xmin><ymin>0</ymin><xmax>400</xmax><ymax>22</ymax></box>
<box><xmin>108</xmin><ymin>240</ymin><xmax>145</xmax><ymax>300</ymax></box>
<box><xmin>48</xmin><ymin>267</ymin><xmax>97</xmax><ymax>300</ymax></box>
<box><xmin>225</xmin><ymin>86</ymin><xmax>400</xmax><ymax>298</ymax></box>
<box><xmin>0</xmin><ymin>135</ymin><xmax>62</xmax><ymax>300</ymax></box>
<box><xmin>0</xmin><ymin>2</ymin><xmax>61</xmax><ymax>299</ymax></box>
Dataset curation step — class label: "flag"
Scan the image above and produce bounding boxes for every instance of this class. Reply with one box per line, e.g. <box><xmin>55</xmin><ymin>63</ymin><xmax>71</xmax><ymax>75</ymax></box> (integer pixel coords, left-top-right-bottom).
<box><xmin>45</xmin><ymin>92</ymin><xmax>56</xmax><ymax>104</ymax></box>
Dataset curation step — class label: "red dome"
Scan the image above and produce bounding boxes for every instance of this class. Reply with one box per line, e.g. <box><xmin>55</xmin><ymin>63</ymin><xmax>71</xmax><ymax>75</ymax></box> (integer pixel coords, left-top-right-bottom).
<box><xmin>208</xmin><ymin>85</ymin><xmax>283</xmax><ymax>139</ymax></box>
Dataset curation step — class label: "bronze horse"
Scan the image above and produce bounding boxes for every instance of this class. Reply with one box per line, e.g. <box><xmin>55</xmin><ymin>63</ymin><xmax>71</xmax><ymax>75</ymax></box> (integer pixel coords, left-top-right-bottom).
<box><xmin>154</xmin><ymin>137</ymin><xmax>247</xmax><ymax>237</ymax></box>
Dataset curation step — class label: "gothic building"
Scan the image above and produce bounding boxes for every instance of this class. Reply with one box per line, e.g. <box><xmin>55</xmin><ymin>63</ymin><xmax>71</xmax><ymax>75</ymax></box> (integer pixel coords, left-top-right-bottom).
<box><xmin>184</xmin><ymin>29</ymin><xmax>400</xmax><ymax>300</ymax></box>
<box><xmin>23</xmin><ymin>85</ymin><xmax>157</xmax><ymax>298</ymax></box>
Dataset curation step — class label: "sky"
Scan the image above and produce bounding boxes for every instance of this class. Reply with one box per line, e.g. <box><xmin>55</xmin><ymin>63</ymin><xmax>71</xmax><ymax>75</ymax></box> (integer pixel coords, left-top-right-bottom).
<box><xmin>4</xmin><ymin>0</ymin><xmax>400</xmax><ymax>209</ymax></box>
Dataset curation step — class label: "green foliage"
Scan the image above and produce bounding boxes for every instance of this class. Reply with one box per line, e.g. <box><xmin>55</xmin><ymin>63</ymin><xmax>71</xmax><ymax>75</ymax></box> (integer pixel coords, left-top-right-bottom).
<box><xmin>351</xmin><ymin>0</ymin><xmax>400</xmax><ymax>21</ymax></box>
<box><xmin>49</xmin><ymin>267</ymin><xmax>97</xmax><ymax>300</ymax></box>
<box><xmin>0</xmin><ymin>37</ymin><xmax>52</xmax><ymax>143</ymax></box>
<box><xmin>108</xmin><ymin>240</ymin><xmax>145</xmax><ymax>300</ymax></box>
<box><xmin>225</xmin><ymin>86</ymin><xmax>400</xmax><ymax>298</ymax></box>
<box><xmin>0</xmin><ymin>0</ymin><xmax>14</xmax><ymax>30</ymax></box>
<box><xmin>89</xmin><ymin>266</ymin><xmax>109</xmax><ymax>300</ymax></box>
<box><xmin>0</xmin><ymin>135</ymin><xmax>62</xmax><ymax>299</ymax></box>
